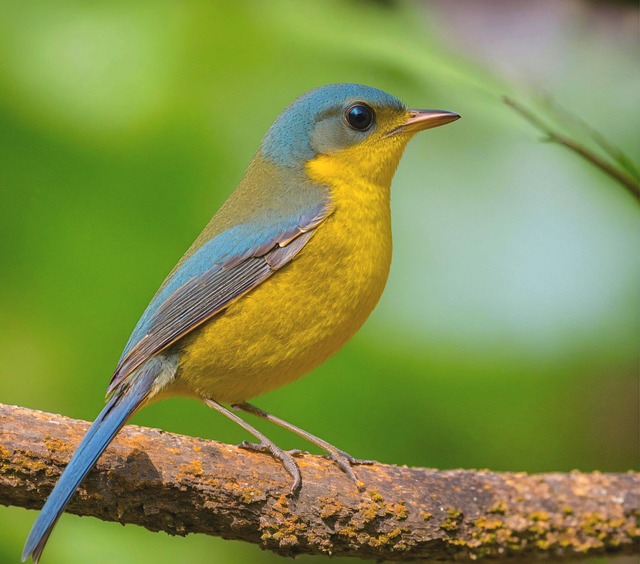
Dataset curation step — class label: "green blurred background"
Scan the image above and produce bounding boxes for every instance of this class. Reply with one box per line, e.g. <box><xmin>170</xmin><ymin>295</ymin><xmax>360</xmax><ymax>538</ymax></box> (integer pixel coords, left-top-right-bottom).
<box><xmin>0</xmin><ymin>1</ymin><xmax>637</xmax><ymax>563</ymax></box>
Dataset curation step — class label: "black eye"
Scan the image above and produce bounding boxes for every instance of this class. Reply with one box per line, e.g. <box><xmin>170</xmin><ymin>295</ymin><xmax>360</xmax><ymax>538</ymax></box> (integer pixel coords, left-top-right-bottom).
<box><xmin>345</xmin><ymin>103</ymin><xmax>374</xmax><ymax>131</ymax></box>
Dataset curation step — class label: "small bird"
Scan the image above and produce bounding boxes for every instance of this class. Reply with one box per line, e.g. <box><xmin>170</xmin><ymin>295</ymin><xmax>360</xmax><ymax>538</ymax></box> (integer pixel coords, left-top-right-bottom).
<box><xmin>22</xmin><ymin>83</ymin><xmax>459</xmax><ymax>562</ymax></box>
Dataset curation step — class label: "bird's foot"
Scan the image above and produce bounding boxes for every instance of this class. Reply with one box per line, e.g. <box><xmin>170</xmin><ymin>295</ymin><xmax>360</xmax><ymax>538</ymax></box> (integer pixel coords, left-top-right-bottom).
<box><xmin>231</xmin><ymin>401</ymin><xmax>375</xmax><ymax>491</ymax></box>
<box><xmin>322</xmin><ymin>448</ymin><xmax>375</xmax><ymax>490</ymax></box>
<box><xmin>239</xmin><ymin>440</ymin><xmax>302</xmax><ymax>494</ymax></box>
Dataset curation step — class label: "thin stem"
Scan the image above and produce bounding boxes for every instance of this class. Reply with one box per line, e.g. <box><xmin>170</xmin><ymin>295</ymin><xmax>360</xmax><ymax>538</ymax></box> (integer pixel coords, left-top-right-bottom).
<box><xmin>503</xmin><ymin>96</ymin><xmax>640</xmax><ymax>202</ymax></box>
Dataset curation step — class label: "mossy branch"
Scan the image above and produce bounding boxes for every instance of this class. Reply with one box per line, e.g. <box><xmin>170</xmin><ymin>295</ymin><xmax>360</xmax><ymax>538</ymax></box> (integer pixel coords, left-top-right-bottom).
<box><xmin>1</xmin><ymin>403</ymin><xmax>638</xmax><ymax>561</ymax></box>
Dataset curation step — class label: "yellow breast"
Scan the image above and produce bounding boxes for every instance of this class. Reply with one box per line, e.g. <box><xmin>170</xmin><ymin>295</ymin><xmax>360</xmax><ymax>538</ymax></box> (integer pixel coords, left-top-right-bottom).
<box><xmin>174</xmin><ymin>143</ymin><xmax>401</xmax><ymax>404</ymax></box>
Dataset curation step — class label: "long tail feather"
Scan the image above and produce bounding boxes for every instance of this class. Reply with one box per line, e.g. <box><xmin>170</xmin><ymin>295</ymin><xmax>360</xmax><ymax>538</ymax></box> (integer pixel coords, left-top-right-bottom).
<box><xmin>22</xmin><ymin>357</ymin><xmax>165</xmax><ymax>563</ymax></box>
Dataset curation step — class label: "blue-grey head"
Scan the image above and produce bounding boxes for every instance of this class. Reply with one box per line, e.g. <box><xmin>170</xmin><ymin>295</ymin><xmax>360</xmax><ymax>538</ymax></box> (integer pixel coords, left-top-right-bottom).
<box><xmin>261</xmin><ymin>83</ymin><xmax>460</xmax><ymax>168</ymax></box>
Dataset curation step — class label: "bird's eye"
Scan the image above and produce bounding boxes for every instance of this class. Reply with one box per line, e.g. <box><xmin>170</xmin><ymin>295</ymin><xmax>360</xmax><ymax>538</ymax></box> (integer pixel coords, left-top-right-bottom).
<box><xmin>345</xmin><ymin>103</ymin><xmax>374</xmax><ymax>131</ymax></box>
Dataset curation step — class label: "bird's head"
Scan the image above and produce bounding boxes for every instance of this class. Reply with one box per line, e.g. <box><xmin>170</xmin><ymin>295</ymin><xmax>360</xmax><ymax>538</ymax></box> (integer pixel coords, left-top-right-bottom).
<box><xmin>260</xmin><ymin>83</ymin><xmax>459</xmax><ymax>186</ymax></box>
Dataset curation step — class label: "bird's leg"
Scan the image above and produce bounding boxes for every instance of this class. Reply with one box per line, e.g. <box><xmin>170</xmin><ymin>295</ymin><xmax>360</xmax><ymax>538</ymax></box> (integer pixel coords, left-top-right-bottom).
<box><xmin>203</xmin><ymin>398</ymin><xmax>301</xmax><ymax>493</ymax></box>
<box><xmin>232</xmin><ymin>402</ymin><xmax>373</xmax><ymax>489</ymax></box>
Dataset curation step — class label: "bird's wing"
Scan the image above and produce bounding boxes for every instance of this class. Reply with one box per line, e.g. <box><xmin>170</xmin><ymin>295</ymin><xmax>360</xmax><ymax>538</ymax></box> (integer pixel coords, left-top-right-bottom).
<box><xmin>107</xmin><ymin>205</ymin><xmax>330</xmax><ymax>395</ymax></box>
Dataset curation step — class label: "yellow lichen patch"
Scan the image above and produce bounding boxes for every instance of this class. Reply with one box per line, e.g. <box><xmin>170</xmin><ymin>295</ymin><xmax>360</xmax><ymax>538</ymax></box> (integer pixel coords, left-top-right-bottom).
<box><xmin>488</xmin><ymin>501</ymin><xmax>507</xmax><ymax>514</ymax></box>
<box><xmin>527</xmin><ymin>523</ymin><xmax>549</xmax><ymax>536</ymax></box>
<box><xmin>165</xmin><ymin>447</ymin><xmax>180</xmax><ymax>455</ymax></box>
<box><xmin>355</xmin><ymin>491</ymin><xmax>386</xmax><ymax>525</ymax></box>
<box><xmin>422</xmin><ymin>512</ymin><xmax>433</xmax><ymax>521</ymax></box>
<box><xmin>474</xmin><ymin>516</ymin><xmax>504</xmax><ymax>531</ymax></box>
<box><xmin>317</xmin><ymin>491</ymin><xmax>414</xmax><ymax>553</ymax></box>
<box><xmin>440</xmin><ymin>509</ymin><xmax>463</xmax><ymax>533</ymax></box>
<box><xmin>337</xmin><ymin>524</ymin><xmax>410</xmax><ymax>553</ymax></box>
<box><xmin>269</xmin><ymin>494</ymin><xmax>289</xmax><ymax>516</ymax></box>
<box><xmin>359</xmin><ymin>498</ymin><xmax>381</xmax><ymax>524</ymax></box>
<box><xmin>318</xmin><ymin>496</ymin><xmax>345</xmax><ymax>520</ymax></box>
<box><xmin>364</xmin><ymin>527</ymin><xmax>403</xmax><ymax>548</ymax></box>
<box><xmin>529</xmin><ymin>511</ymin><xmax>550</xmax><ymax>522</ymax></box>
<box><xmin>580</xmin><ymin>512</ymin><xmax>605</xmax><ymax>538</ymax></box>
<box><xmin>218</xmin><ymin>479</ymin><xmax>265</xmax><ymax>503</ymax></box>
<box><xmin>387</xmin><ymin>500</ymin><xmax>408</xmax><ymax>520</ymax></box>
<box><xmin>439</xmin><ymin>520</ymin><xmax>459</xmax><ymax>532</ymax></box>
<box><xmin>526</xmin><ymin>511</ymin><xmax>552</xmax><ymax>537</ymax></box>
<box><xmin>43</xmin><ymin>434</ymin><xmax>72</xmax><ymax>457</ymax></box>
<box><xmin>260</xmin><ymin>494</ymin><xmax>307</xmax><ymax>549</ymax></box>
<box><xmin>336</xmin><ymin>525</ymin><xmax>357</xmax><ymax>539</ymax></box>
<box><xmin>126</xmin><ymin>435</ymin><xmax>149</xmax><ymax>451</ymax></box>
<box><xmin>176</xmin><ymin>459</ymin><xmax>204</xmax><ymax>481</ymax></box>
<box><xmin>239</xmin><ymin>486</ymin><xmax>265</xmax><ymax>504</ymax></box>
<box><xmin>354</xmin><ymin>491</ymin><xmax>410</xmax><ymax>527</ymax></box>
<box><xmin>626</xmin><ymin>523</ymin><xmax>640</xmax><ymax>539</ymax></box>
<box><xmin>579</xmin><ymin>511</ymin><xmax>630</xmax><ymax>543</ymax></box>
<box><xmin>4</xmin><ymin>448</ymin><xmax>50</xmax><ymax>476</ymax></box>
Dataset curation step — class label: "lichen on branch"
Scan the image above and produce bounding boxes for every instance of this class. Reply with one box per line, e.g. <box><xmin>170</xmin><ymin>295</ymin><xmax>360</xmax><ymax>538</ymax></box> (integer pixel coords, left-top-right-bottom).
<box><xmin>1</xmin><ymin>403</ymin><xmax>638</xmax><ymax>561</ymax></box>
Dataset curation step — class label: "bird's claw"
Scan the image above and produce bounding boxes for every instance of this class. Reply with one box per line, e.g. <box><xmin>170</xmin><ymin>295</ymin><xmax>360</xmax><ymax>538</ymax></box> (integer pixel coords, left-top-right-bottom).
<box><xmin>238</xmin><ymin>440</ymin><xmax>267</xmax><ymax>453</ymax></box>
<box><xmin>334</xmin><ymin>451</ymin><xmax>376</xmax><ymax>466</ymax></box>
<box><xmin>323</xmin><ymin>449</ymin><xmax>375</xmax><ymax>490</ymax></box>
<box><xmin>238</xmin><ymin>440</ymin><xmax>302</xmax><ymax>494</ymax></box>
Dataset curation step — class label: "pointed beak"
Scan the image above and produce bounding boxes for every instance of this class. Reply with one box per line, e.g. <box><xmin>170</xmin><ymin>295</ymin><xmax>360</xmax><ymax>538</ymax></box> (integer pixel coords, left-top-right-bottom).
<box><xmin>388</xmin><ymin>109</ymin><xmax>460</xmax><ymax>136</ymax></box>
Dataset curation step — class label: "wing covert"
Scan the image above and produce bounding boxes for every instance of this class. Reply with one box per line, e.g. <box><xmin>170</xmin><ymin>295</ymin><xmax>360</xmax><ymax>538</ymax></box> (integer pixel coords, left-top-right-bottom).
<box><xmin>107</xmin><ymin>208</ymin><xmax>328</xmax><ymax>395</ymax></box>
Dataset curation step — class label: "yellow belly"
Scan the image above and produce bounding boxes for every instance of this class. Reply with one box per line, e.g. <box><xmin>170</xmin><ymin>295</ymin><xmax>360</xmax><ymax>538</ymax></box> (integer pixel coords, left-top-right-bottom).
<box><xmin>174</xmin><ymin>158</ymin><xmax>392</xmax><ymax>404</ymax></box>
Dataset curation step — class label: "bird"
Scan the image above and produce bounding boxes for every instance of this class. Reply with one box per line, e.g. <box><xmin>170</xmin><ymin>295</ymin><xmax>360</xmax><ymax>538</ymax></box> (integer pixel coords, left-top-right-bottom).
<box><xmin>22</xmin><ymin>83</ymin><xmax>459</xmax><ymax>562</ymax></box>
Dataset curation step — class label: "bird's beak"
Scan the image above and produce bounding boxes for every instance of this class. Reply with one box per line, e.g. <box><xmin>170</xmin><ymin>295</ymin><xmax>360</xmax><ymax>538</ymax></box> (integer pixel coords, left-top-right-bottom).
<box><xmin>388</xmin><ymin>109</ymin><xmax>460</xmax><ymax>136</ymax></box>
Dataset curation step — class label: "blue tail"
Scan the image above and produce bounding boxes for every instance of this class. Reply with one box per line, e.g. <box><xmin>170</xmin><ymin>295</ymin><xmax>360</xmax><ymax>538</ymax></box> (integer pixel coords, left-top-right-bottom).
<box><xmin>22</xmin><ymin>357</ymin><xmax>165</xmax><ymax>563</ymax></box>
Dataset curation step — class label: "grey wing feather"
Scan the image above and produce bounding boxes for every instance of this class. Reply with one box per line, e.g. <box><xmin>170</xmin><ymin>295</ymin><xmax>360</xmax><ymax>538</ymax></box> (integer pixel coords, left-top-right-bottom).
<box><xmin>107</xmin><ymin>226</ymin><xmax>319</xmax><ymax>395</ymax></box>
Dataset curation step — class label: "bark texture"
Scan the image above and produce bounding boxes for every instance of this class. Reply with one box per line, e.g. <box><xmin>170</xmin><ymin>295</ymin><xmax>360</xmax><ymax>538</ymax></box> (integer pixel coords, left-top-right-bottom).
<box><xmin>1</xmin><ymin>403</ymin><xmax>638</xmax><ymax>561</ymax></box>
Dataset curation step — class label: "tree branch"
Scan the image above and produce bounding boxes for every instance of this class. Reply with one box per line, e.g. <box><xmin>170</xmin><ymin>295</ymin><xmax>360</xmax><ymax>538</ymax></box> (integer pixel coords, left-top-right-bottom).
<box><xmin>1</xmin><ymin>403</ymin><xmax>637</xmax><ymax>561</ymax></box>
<box><xmin>503</xmin><ymin>95</ymin><xmax>640</xmax><ymax>202</ymax></box>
